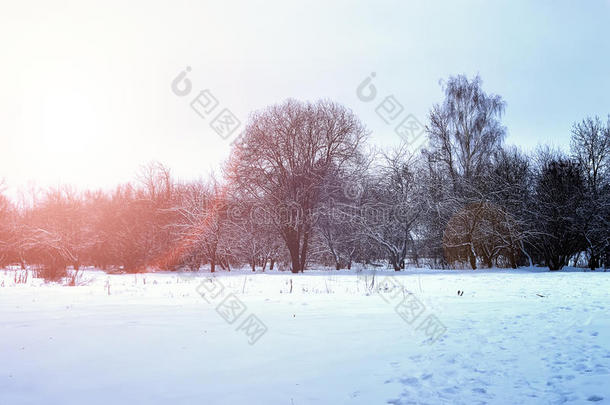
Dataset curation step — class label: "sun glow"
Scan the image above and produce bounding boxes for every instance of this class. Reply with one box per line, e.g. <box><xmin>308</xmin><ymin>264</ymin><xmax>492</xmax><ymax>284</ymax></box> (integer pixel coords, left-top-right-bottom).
<box><xmin>8</xmin><ymin>59</ymin><xmax>121</xmax><ymax>189</ymax></box>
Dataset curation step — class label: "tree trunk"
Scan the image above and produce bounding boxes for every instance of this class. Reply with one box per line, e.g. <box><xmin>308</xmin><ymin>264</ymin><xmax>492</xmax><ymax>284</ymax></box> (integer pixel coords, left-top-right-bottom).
<box><xmin>287</xmin><ymin>241</ymin><xmax>301</xmax><ymax>273</ymax></box>
<box><xmin>509</xmin><ymin>251</ymin><xmax>517</xmax><ymax>269</ymax></box>
<box><xmin>391</xmin><ymin>256</ymin><xmax>401</xmax><ymax>271</ymax></box>
<box><xmin>299</xmin><ymin>231</ymin><xmax>309</xmax><ymax>273</ymax></box>
<box><xmin>290</xmin><ymin>254</ymin><xmax>300</xmax><ymax>273</ymax></box>
<box><xmin>548</xmin><ymin>256</ymin><xmax>561</xmax><ymax>271</ymax></box>
<box><xmin>588</xmin><ymin>254</ymin><xmax>599</xmax><ymax>271</ymax></box>
<box><xmin>284</xmin><ymin>230</ymin><xmax>302</xmax><ymax>273</ymax></box>
<box><xmin>468</xmin><ymin>249</ymin><xmax>477</xmax><ymax>270</ymax></box>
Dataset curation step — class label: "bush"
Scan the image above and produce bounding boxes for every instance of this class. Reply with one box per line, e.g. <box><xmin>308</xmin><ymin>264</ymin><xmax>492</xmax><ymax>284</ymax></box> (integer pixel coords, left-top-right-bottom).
<box><xmin>35</xmin><ymin>265</ymin><xmax>68</xmax><ymax>283</ymax></box>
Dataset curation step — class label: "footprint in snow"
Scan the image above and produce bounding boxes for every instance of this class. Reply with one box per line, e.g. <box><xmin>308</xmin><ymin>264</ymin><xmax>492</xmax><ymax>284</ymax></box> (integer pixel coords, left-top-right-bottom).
<box><xmin>573</xmin><ymin>363</ymin><xmax>587</xmax><ymax>372</ymax></box>
<box><xmin>399</xmin><ymin>377</ymin><xmax>419</xmax><ymax>387</ymax></box>
<box><xmin>587</xmin><ymin>395</ymin><xmax>604</xmax><ymax>402</ymax></box>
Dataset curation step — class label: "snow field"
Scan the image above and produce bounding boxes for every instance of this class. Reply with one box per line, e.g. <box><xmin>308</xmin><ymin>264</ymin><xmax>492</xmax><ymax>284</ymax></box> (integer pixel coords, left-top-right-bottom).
<box><xmin>1</xmin><ymin>268</ymin><xmax>609</xmax><ymax>404</ymax></box>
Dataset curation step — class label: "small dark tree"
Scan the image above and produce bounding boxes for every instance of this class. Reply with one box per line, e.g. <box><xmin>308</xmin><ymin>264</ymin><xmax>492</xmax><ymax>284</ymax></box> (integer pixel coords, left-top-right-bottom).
<box><xmin>532</xmin><ymin>158</ymin><xmax>585</xmax><ymax>270</ymax></box>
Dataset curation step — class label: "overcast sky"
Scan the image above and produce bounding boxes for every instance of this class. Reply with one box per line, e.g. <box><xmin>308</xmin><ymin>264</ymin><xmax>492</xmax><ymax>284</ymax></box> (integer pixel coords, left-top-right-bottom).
<box><xmin>1</xmin><ymin>0</ymin><xmax>609</xmax><ymax>194</ymax></box>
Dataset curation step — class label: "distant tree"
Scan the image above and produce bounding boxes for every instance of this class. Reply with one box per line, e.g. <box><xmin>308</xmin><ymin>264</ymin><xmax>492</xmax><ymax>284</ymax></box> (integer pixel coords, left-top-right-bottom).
<box><xmin>424</xmin><ymin>74</ymin><xmax>507</xmax><ymax>268</ymax></box>
<box><xmin>443</xmin><ymin>200</ymin><xmax>524</xmax><ymax>269</ymax></box>
<box><xmin>19</xmin><ymin>187</ymin><xmax>89</xmax><ymax>281</ymax></box>
<box><xmin>426</xmin><ymin>74</ymin><xmax>506</xmax><ymax>193</ymax></box>
<box><xmin>419</xmin><ymin>152</ymin><xmax>453</xmax><ymax>268</ymax></box>
<box><xmin>357</xmin><ymin>145</ymin><xmax>425</xmax><ymax>271</ymax></box>
<box><xmin>443</xmin><ymin>201</ymin><xmax>488</xmax><ymax>269</ymax></box>
<box><xmin>570</xmin><ymin>116</ymin><xmax>610</xmax><ymax>269</ymax></box>
<box><xmin>485</xmin><ymin>147</ymin><xmax>535</xmax><ymax>268</ymax></box>
<box><xmin>571</xmin><ymin>116</ymin><xmax>610</xmax><ymax>195</ymax></box>
<box><xmin>173</xmin><ymin>178</ymin><xmax>230</xmax><ymax>273</ymax></box>
<box><xmin>0</xmin><ymin>180</ymin><xmax>14</xmax><ymax>266</ymax></box>
<box><xmin>315</xmin><ymin>148</ymin><xmax>372</xmax><ymax>270</ymax></box>
<box><xmin>224</xmin><ymin>197</ymin><xmax>284</xmax><ymax>272</ymax></box>
<box><xmin>531</xmin><ymin>157</ymin><xmax>585</xmax><ymax>270</ymax></box>
<box><xmin>106</xmin><ymin>184</ymin><xmax>156</xmax><ymax>272</ymax></box>
<box><xmin>136</xmin><ymin>162</ymin><xmax>182</xmax><ymax>270</ymax></box>
<box><xmin>84</xmin><ymin>189</ymin><xmax>116</xmax><ymax>270</ymax></box>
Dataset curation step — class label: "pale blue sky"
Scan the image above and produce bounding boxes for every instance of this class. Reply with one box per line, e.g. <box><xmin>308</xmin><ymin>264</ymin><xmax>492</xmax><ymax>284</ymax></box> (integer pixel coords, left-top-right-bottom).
<box><xmin>1</xmin><ymin>0</ymin><xmax>609</xmax><ymax>193</ymax></box>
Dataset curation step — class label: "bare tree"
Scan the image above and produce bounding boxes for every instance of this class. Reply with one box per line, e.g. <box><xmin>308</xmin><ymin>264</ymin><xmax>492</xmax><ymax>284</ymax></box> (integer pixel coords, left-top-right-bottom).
<box><xmin>571</xmin><ymin>116</ymin><xmax>610</xmax><ymax>195</ymax></box>
<box><xmin>315</xmin><ymin>147</ymin><xmax>373</xmax><ymax>270</ymax></box>
<box><xmin>531</xmin><ymin>156</ymin><xmax>585</xmax><ymax>270</ymax></box>
<box><xmin>351</xmin><ymin>144</ymin><xmax>424</xmax><ymax>271</ymax></box>
<box><xmin>486</xmin><ymin>147</ymin><xmax>535</xmax><ymax>268</ymax></box>
<box><xmin>0</xmin><ymin>179</ymin><xmax>13</xmax><ymax>266</ymax></box>
<box><xmin>227</xmin><ymin>99</ymin><xmax>367</xmax><ymax>273</ymax></box>
<box><xmin>173</xmin><ymin>177</ymin><xmax>230</xmax><ymax>273</ymax></box>
<box><xmin>426</xmin><ymin>74</ymin><xmax>506</xmax><ymax>193</ymax></box>
<box><xmin>18</xmin><ymin>187</ymin><xmax>90</xmax><ymax>281</ymax></box>
<box><xmin>570</xmin><ymin>116</ymin><xmax>610</xmax><ymax>269</ymax></box>
<box><xmin>424</xmin><ymin>74</ymin><xmax>508</xmax><ymax>269</ymax></box>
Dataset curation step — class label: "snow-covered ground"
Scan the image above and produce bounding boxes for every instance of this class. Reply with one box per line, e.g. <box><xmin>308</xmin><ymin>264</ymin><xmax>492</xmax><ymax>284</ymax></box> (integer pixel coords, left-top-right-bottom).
<box><xmin>1</xmin><ymin>267</ymin><xmax>609</xmax><ymax>404</ymax></box>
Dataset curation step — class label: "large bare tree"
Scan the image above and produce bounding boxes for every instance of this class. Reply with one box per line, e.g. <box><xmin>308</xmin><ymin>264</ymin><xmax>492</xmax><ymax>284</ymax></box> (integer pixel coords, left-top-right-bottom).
<box><xmin>227</xmin><ymin>99</ymin><xmax>367</xmax><ymax>273</ymax></box>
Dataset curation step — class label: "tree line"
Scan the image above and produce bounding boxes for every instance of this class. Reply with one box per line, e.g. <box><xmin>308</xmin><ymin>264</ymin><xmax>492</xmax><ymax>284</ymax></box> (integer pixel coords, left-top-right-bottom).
<box><xmin>1</xmin><ymin>74</ymin><xmax>609</xmax><ymax>278</ymax></box>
